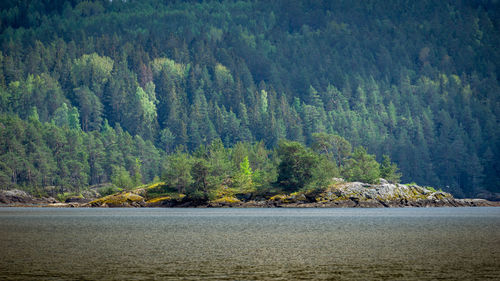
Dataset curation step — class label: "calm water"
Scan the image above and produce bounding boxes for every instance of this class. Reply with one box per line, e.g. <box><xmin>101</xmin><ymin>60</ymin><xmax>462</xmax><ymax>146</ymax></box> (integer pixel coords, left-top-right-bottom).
<box><xmin>0</xmin><ymin>208</ymin><xmax>499</xmax><ymax>280</ymax></box>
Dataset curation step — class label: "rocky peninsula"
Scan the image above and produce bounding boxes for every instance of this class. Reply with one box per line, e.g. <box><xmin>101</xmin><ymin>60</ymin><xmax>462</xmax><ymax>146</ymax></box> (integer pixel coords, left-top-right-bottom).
<box><xmin>1</xmin><ymin>179</ymin><xmax>498</xmax><ymax>208</ymax></box>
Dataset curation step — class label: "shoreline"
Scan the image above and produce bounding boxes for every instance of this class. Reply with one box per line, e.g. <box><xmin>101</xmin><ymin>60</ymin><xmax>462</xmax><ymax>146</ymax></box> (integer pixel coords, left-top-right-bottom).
<box><xmin>2</xmin><ymin>181</ymin><xmax>499</xmax><ymax>208</ymax></box>
<box><xmin>1</xmin><ymin>198</ymin><xmax>499</xmax><ymax>208</ymax></box>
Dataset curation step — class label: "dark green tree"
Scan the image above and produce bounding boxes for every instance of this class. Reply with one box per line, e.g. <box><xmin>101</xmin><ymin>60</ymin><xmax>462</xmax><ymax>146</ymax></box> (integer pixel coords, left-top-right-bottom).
<box><xmin>379</xmin><ymin>155</ymin><xmax>401</xmax><ymax>183</ymax></box>
<box><xmin>276</xmin><ymin>140</ymin><xmax>319</xmax><ymax>192</ymax></box>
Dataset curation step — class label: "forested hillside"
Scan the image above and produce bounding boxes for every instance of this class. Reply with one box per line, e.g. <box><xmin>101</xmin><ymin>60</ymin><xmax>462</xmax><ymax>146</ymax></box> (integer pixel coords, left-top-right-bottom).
<box><xmin>0</xmin><ymin>0</ymin><xmax>498</xmax><ymax>197</ymax></box>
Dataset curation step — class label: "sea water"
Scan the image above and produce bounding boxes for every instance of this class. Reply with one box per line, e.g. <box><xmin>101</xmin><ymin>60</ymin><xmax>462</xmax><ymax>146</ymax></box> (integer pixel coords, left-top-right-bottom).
<box><xmin>0</xmin><ymin>207</ymin><xmax>499</xmax><ymax>280</ymax></box>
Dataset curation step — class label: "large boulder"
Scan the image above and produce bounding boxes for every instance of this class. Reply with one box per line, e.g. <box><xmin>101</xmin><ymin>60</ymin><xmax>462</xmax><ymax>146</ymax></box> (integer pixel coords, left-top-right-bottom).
<box><xmin>0</xmin><ymin>189</ymin><xmax>58</xmax><ymax>205</ymax></box>
<box><xmin>0</xmin><ymin>189</ymin><xmax>34</xmax><ymax>204</ymax></box>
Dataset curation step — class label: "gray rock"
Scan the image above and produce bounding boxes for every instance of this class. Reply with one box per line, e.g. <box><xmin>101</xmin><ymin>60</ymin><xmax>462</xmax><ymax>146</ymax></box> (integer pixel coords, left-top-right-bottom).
<box><xmin>379</xmin><ymin>178</ymin><xmax>389</xmax><ymax>184</ymax></box>
<box><xmin>0</xmin><ymin>189</ymin><xmax>34</xmax><ymax>204</ymax></box>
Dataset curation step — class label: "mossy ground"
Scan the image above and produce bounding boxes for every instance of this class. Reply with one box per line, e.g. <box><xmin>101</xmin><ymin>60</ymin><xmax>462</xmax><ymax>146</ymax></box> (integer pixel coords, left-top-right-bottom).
<box><xmin>145</xmin><ymin>194</ymin><xmax>185</xmax><ymax>204</ymax></box>
<box><xmin>89</xmin><ymin>192</ymin><xmax>144</xmax><ymax>206</ymax></box>
<box><xmin>212</xmin><ymin>196</ymin><xmax>241</xmax><ymax>204</ymax></box>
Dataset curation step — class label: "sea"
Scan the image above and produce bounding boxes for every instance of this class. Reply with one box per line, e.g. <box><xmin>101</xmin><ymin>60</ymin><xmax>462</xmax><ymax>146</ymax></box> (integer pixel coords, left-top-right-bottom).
<box><xmin>0</xmin><ymin>207</ymin><xmax>499</xmax><ymax>280</ymax></box>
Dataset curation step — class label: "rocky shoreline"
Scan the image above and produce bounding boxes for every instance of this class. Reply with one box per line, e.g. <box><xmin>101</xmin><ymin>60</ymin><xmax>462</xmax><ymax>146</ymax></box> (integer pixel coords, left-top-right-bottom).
<box><xmin>1</xmin><ymin>180</ymin><xmax>499</xmax><ymax>208</ymax></box>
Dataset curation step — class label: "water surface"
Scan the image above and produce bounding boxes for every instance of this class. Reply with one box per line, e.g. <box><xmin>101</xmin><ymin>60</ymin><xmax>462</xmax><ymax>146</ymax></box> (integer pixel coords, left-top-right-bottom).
<box><xmin>0</xmin><ymin>207</ymin><xmax>499</xmax><ymax>280</ymax></box>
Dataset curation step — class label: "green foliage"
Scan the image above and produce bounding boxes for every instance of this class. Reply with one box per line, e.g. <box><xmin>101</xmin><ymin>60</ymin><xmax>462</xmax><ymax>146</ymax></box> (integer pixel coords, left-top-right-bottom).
<box><xmin>0</xmin><ymin>111</ymin><xmax>396</xmax><ymax>199</ymax></box>
<box><xmin>71</xmin><ymin>53</ymin><xmax>113</xmax><ymax>96</ymax></box>
<box><xmin>0</xmin><ymin>0</ymin><xmax>498</xmax><ymax>196</ymax></box>
<box><xmin>190</xmin><ymin>158</ymin><xmax>211</xmax><ymax>197</ymax></box>
<box><xmin>343</xmin><ymin>147</ymin><xmax>380</xmax><ymax>184</ymax></box>
<box><xmin>305</xmin><ymin>156</ymin><xmax>339</xmax><ymax>191</ymax></box>
<box><xmin>311</xmin><ymin>133</ymin><xmax>352</xmax><ymax>168</ymax></box>
<box><xmin>110</xmin><ymin>165</ymin><xmax>133</xmax><ymax>190</ymax></box>
<box><xmin>233</xmin><ymin>156</ymin><xmax>255</xmax><ymax>193</ymax></box>
<box><xmin>132</xmin><ymin>158</ymin><xmax>143</xmax><ymax>186</ymax></box>
<box><xmin>98</xmin><ymin>185</ymin><xmax>123</xmax><ymax>197</ymax></box>
<box><xmin>206</xmin><ymin>139</ymin><xmax>233</xmax><ymax>183</ymax></box>
<box><xmin>240</xmin><ymin>156</ymin><xmax>252</xmax><ymax>176</ymax></box>
<box><xmin>380</xmin><ymin>155</ymin><xmax>402</xmax><ymax>183</ymax></box>
<box><xmin>276</xmin><ymin>140</ymin><xmax>319</xmax><ymax>192</ymax></box>
<box><xmin>161</xmin><ymin>150</ymin><xmax>193</xmax><ymax>194</ymax></box>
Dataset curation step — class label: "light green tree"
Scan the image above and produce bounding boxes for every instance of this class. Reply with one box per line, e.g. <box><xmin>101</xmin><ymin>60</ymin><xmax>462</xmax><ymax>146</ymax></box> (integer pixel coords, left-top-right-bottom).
<box><xmin>234</xmin><ymin>156</ymin><xmax>254</xmax><ymax>193</ymax></box>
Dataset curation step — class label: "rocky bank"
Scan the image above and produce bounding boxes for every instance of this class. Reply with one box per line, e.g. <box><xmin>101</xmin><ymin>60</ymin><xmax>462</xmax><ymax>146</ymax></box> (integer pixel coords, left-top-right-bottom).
<box><xmin>257</xmin><ymin>180</ymin><xmax>499</xmax><ymax>208</ymax></box>
<box><xmin>1</xmin><ymin>180</ymin><xmax>498</xmax><ymax>208</ymax></box>
<box><xmin>0</xmin><ymin>189</ymin><xmax>59</xmax><ymax>206</ymax></box>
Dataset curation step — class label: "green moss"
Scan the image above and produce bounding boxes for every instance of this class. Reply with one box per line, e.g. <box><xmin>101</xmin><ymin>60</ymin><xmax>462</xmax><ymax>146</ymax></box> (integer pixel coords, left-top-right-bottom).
<box><xmin>269</xmin><ymin>192</ymin><xmax>309</xmax><ymax>203</ymax></box>
<box><xmin>270</xmin><ymin>194</ymin><xmax>286</xmax><ymax>201</ymax></box>
<box><xmin>145</xmin><ymin>182</ymin><xmax>166</xmax><ymax>190</ymax></box>
<box><xmin>89</xmin><ymin>192</ymin><xmax>144</xmax><ymax>206</ymax></box>
<box><xmin>425</xmin><ymin>186</ymin><xmax>437</xmax><ymax>192</ymax></box>
<box><xmin>212</xmin><ymin>196</ymin><xmax>241</xmax><ymax>204</ymax></box>
<box><xmin>146</xmin><ymin>196</ymin><xmax>172</xmax><ymax>203</ymax></box>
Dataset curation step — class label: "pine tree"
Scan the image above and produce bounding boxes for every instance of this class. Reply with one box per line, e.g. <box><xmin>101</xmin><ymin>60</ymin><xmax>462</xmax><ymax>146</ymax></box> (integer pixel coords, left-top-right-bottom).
<box><xmin>379</xmin><ymin>155</ymin><xmax>401</xmax><ymax>183</ymax></box>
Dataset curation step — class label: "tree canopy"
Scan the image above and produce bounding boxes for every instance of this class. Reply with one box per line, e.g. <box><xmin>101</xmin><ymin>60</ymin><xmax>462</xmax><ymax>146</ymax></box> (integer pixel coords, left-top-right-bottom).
<box><xmin>0</xmin><ymin>0</ymin><xmax>499</xmax><ymax>197</ymax></box>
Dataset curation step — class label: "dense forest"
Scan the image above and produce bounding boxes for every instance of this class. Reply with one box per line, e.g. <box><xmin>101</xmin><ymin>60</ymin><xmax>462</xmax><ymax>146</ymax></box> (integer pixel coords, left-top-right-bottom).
<box><xmin>0</xmin><ymin>0</ymin><xmax>498</xmax><ymax>197</ymax></box>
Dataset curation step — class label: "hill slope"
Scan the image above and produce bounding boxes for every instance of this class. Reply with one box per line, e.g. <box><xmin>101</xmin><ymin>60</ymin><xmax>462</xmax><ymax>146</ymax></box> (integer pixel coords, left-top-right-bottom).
<box><xmin>0</xmin><ymin>0</ymin><xmax>499</xmax><ymax>196</ymax></box>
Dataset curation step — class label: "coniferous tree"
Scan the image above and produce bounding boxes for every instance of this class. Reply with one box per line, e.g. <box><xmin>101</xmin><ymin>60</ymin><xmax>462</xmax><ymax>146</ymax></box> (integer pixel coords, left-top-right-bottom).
<box><xmin>379</xmin><ymin>155</ymin><xmax>401</xmax><ymax>183</ymax></box>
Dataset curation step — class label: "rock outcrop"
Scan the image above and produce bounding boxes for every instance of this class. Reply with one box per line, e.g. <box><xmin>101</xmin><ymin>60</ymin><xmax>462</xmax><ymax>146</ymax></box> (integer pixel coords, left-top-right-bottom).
<box><xmin>0</xmin><ymin>189</ymin><xmax>57</xmax><ymax>206</ymax></box>
<box><xmin>88</xmin><ymin>192</ymin><xmax>146</xmax><ymax>207</ymax></box>
<box><xmin>1</xmin><ymin>180</ymin><xmax>499</xmax><ymax>208</ymax></box>
<box><xmin>263</xmin><ymin>181</ymin><xmax>499</xmax><ymax>208</ymax></box>
<box><xmin>205</xmin><ymin>181</ymin><xmax>499</xmax><ymax>208</ymax></box>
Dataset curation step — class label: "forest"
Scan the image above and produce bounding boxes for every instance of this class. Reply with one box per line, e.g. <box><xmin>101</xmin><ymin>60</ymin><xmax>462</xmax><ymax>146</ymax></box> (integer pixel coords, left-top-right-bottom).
<box><xmin>0</xmin><ymin>0</ymin><xmax>498</xmax><ymax>198</ymax></box>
